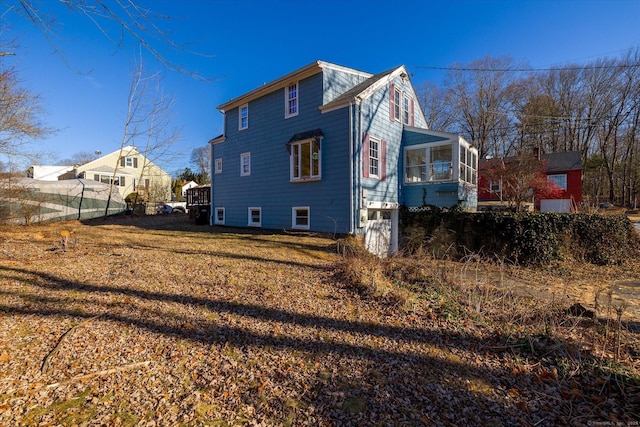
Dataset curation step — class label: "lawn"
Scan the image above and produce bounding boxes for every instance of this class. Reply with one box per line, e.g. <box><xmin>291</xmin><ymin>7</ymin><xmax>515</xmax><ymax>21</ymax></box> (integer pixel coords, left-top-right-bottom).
<box><xmin>1</xmin><ymin>215</ymin><xmax>639</xmax><ymax>426</ymax></box>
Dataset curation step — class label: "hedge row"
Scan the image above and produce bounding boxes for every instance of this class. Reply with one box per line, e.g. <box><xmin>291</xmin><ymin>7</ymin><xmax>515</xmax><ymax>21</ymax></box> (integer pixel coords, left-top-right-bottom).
<box><xmin>399</xmin><ymin>206</ymin><xmax>640</xmax><ymax>266</ymax></box>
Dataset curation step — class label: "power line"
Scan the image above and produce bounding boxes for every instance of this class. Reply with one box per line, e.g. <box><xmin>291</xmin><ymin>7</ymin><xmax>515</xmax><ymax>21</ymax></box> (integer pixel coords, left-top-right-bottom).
<box><xmin>414</xmin><ymin>63</ymin><xmax>640</xmax><ymax>73</ymax></box>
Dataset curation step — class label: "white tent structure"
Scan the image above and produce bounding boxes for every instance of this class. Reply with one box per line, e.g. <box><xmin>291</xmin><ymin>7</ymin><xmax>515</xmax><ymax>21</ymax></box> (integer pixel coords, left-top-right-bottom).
<box><xmin>0</xmin><ymin>178</ymin><xmax>126</xmax><ymax>224</ymax></box>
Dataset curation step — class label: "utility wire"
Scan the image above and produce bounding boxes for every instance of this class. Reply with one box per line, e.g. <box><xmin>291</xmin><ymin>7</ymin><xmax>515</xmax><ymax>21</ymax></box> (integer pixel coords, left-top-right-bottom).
<box><xmin>414</xmin><ymin>63</ymin><xmax>640</xmax><ymax>73</ymax></box>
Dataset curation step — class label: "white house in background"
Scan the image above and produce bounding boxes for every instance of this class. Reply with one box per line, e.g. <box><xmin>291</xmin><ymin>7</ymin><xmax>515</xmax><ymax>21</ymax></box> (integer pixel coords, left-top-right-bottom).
<box><xmin>28</xmin><ymin>165</ymin><xmax>74</xmax><ymax>181</ymax></box>
<box><xmin>181</xmin><ymin>180</ymin><xmax>199</xmax><ymax>198</ymax></box>
<box><xmin>30</xmin><ymin>146</ymin><xmax>172</xmax><ymax>202</ymax></box>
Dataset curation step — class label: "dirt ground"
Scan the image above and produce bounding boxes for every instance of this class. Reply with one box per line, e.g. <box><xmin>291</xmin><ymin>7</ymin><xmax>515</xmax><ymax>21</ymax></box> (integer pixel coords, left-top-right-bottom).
<box><xmin>1</xmin><ymin>214</ymin><xmax>639</xmax><ymax>426</ymax></box>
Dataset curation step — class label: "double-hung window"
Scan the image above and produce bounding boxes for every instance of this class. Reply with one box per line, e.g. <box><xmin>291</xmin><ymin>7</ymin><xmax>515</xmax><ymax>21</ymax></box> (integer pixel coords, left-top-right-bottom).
<box><xmin>240</xmin><ymin>152</ymin><xmax>251</xmax><ymax>176</ymax></box>
<box><xmin>403</xmin><ymin>95</ymin><xmax>411</xmax><ymax>125</ymax></box>
<box><xmin>369</xmin><ymin>137</ymin><xmax>380</xmax><ymax>178</ymax></box>
<box><xmin>285</xmin><ymin>82</ymin><xmax>298</xmax><ymax>118</ymax></box>
<box><xmin>393</xmin><ymin>87</ymin><xmax>401</xmax><ymax>121</ymax></box>
<box><xmin>248</xmin><ymin>207</ymin><xmax>261</xmax><ymax>227</ymax></box>
<box><xmin>292</xmin><ymin>207</ymin><xmax>310</xmax><ymax>230</ymax></box>
<box><xmin>215</xmin><ymin>158</ymin><xmax>222</xmax><ymax>174</ymax></box>
<box><xmin>290</xmin><ymin>138</ymin><xmax>320</xmax><ymax>181</ymax></box>
<box><xmin>239</xmin><ymin>104</ymin><xmax>248</xmax><ymax>130</ymax></box>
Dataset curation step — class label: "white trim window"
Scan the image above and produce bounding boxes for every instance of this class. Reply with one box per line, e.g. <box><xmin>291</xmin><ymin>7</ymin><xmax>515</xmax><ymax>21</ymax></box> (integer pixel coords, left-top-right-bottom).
<box><xmin>292</xmin><ymin>207</ymin><xmax>310</xmax><ymax>230</ymax></box>
<box><xmin>369</xmin><ymin>136</ymin><xmax>380</xmax><ymax>178</ymax></box>
<box><xmin>248</xmin><ymin>207</ymin><xmax>261</xmax><ymax>227</ymax></box>
<box><xmin>405</xmin><ymin>143</ymin><xmax>453</xmax><ymax>183</ymax></box>
<box><xmin>240</xmin><ymin>152</ymin><xmax>251</xmax><ymax>176</ymax></box>
<box><xmin>285</xmin><ymin>82</ymin><xmax>298</xmax><ymax>118</ymax></box>
<box><xmin>403</xmin><ymin>94</ymin><xmax>411</xmax><ymax>125</ymax></box>
<box><xmin>239</xmin><ymin>104</ymin><xmax>248</xmax><ymax>130</ymax></box>
<box><xmin>290</xmin><ymin>138</ymin><xmax>321</xmax><ymax>181</ymax></box>
<box><xmin>548</xmin><ymin>174</ymin><xmax>567</xmax><ymax>190</ymax></box>
<box><xmin>215</xmin><ymin>207</ymin><xmax>225</xmax><ymax>225</ymax></box>
<box><xmin>215</xmin><ymin>158</ymin><xmax>222</xmax><ymax>174</ymax></box>
<box><xmin>459</xmin><ymin>145</ymin><xmax>477</xmax><ymax>185</ymax></box>
<box><xmin>393</xmin><ymin>87</ymin><xmax>401</xmax><ymax>121</ymax></box>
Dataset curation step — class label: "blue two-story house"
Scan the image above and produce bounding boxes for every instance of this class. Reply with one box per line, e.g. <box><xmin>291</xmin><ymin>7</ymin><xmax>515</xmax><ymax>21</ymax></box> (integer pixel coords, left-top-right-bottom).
<box><xmin>209</xmin><ymin>61</ymin><xmax>477</xmax><ymax>256</ymax></box>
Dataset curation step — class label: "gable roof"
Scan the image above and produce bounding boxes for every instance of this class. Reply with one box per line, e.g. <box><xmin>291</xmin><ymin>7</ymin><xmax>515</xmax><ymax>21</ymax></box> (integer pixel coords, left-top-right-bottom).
<box><xmin>217</xmin><ymin>61</ymin><xmax>371</xmax><ymax>113</ymax></box>
<box><xmin>541</xmin><ymin>151</ymin><xmax>582</xmax><ymax>172</ymax></box>
<box><xmin>320</xmin><ymin>66</ymin><xmax>407</xmax><ymax>113</ymax></box>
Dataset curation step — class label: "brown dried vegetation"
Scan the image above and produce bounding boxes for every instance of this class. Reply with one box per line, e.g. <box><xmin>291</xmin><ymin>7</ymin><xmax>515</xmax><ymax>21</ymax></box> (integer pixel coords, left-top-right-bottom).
<box><xmin>1</xmin><ymin>215</ymin><xmax>639</xmax><ymax>426</ymax></box>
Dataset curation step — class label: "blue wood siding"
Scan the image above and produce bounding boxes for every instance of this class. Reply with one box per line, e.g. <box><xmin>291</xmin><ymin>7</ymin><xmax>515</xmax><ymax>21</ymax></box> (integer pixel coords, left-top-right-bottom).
<box><xmin>211</xmin><ymin>72</ymin><xmax>354</xmax><ymax>234</ymax></box>
<box><xmin>322</xmin><ymin>68</ymin><xmax>369</xmax><ymax>105</ymax></box>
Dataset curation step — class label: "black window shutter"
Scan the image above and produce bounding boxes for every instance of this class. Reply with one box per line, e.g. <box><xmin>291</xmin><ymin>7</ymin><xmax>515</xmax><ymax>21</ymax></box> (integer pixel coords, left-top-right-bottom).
<box><xmin>133</xmin><ymin>158</ymin><xmax>138</xmax><ymax>168</ymax></box>
<box><xmin>120</xmin><ymin>177</ymin><xmax>126</xmax><ymax>187</ymax></box>
<box><xmin>120</xmin><ymin>157</ymin><xmax>125</xmax><ymax>167</ymax></box>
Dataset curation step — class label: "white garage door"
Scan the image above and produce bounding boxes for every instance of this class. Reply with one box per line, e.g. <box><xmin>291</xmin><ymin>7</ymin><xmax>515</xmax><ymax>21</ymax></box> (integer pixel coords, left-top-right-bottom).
<box><xmin>540</xmin><ymin>199</ymin><xmax>571</xmax><ymax>213</ymax></box>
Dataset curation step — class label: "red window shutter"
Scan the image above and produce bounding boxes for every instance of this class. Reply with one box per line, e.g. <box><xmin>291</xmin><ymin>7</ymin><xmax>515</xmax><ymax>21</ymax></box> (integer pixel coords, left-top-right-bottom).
<box><xmin>381</xmin><ymin>139</ymin><xmax>387</xmax><ymax>181</ymax></box>
<box><xmin>120</xmin><ymin>157</ymin><xmax>125</xmax><ymax>167</ymax></box>
<box><xmin>409</xmin><ymin>99</ymin><xmax>415</xmax><ymax>126</ymax></box>
<box><xmin>389</xmin><ymin>83</ymin><xmax>395</xmax><ymax>122</ymax></box>
<box><xmin>362</xmin><ymin>133</ymin><xmax>370</xmax><ymax>178</ymax></box>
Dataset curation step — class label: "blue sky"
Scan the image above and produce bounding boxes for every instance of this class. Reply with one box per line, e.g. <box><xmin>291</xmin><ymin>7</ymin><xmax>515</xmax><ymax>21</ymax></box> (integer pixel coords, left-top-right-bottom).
<box><xmin>3</xmin><ymin>0</ymin><xmax>640</xmax><ymax>175</ymax></box>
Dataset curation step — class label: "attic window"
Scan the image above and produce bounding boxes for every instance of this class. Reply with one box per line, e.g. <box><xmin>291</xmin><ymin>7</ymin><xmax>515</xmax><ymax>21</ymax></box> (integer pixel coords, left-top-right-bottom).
<box><xmin>285</xmin><ymin>82</ymin><xmax>298</xmax><ymax>118</ymax></box>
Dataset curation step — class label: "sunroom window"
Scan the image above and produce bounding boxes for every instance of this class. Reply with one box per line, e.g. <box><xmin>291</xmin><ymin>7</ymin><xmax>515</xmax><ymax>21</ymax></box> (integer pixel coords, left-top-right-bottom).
<box><xmin>404</xmin><ymin>143</ymin><xmax>453</xmax><ymax>183</ymax></box>
<box><xmin>291</xmin><ymin>138</ymin><xmax>320</xmax><ymax>181</ymax></box>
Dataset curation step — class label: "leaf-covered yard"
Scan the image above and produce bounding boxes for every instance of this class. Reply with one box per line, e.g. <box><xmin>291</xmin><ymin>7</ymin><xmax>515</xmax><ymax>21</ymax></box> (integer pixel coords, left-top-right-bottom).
<box><xmin>1</xmin><ymin>215</ymin><xmax>639</xmax><ymax>426</ymax></box>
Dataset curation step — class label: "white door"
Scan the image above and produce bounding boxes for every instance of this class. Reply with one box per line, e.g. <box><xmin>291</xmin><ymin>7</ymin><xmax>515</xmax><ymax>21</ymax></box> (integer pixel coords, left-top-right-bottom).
<box><xmin>365</xmin><ymin>209</ymin><xmax>397</xmax><ymax>257</ymax></box>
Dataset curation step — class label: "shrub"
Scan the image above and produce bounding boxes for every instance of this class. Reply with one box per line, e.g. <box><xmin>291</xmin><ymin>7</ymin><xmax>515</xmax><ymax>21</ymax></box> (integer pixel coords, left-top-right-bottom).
<box><xmin>399</xmin><ymin>207</ymin><xmax>640</xmax><ymax>266</ymax></box>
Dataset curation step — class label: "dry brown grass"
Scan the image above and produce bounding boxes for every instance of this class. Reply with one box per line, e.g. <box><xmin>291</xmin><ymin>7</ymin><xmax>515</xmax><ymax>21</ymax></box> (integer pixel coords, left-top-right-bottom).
<box><xmin>1</xmin><ymin>215</ymin><xmax>639</xmax><ymax>426</ymax></box>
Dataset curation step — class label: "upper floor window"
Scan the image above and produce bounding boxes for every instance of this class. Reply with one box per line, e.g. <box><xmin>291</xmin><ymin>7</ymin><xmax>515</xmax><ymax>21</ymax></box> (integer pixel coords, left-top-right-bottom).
<box><xmin>290</xmin><ymin>138</ymin><xmax>320</xmax><ymax>181</ymax></box>
<box><xmin>285</xmin><ymin>82</ymin><xmax>298</xmax><ymax>118</ymax></box>
<box><xmin>393</xmin><ymin>87</ymin><xmax>401</xmax><ymax>121</ymax></box>
<box><xmin>121</xmin><ymin>156</ymin><xmax>138</xmax><ymax>168</ymax></box>
<box><xmin>239</xmin><ymin>104</ymin><xmax>248</xmax><ymax>130</ymax></box>
<box><xmin>369</xmin><ymin>137</ymin><xmax>380</xmax><ymax>178</ymax></box>
<box><xmin>548</xmin><ymin>174</ymin><xmax>567</xmax><ymax>190</ymax></box>
<box><xmin>215</xmin><ymin>158</ymin><xmax>222</xmax><ymax>174</ymax></box>
<box><xmin>403</xmin><ymin>94</ymin><xmax>411</xmax><ymax>125</ymax></box>
<box><xmin>240</xmin><ymin>152</ymin><xmax>251</xmax><ymax>176</ymax></box>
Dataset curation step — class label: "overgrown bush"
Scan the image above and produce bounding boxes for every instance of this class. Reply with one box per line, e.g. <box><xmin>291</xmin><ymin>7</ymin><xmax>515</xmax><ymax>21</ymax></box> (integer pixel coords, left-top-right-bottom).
<box><xmin>400</xmin><ymin>206</ymin><xmax>640</xmax><ymax>266</ymax></box>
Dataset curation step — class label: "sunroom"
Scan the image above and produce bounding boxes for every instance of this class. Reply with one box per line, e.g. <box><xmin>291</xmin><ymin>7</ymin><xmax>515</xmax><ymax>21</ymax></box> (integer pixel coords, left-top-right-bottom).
<box><xmin>400</xmin><ymin>128</ymin><xmax>478</xmax><ymax>209</ymax></box>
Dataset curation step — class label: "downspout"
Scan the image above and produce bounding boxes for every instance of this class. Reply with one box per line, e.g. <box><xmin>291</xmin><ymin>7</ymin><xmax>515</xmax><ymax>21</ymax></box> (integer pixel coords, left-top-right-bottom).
<box><xmin>349</xmin><ymin>102</ymin><xmax>354</xmax><ymax>233</ymax></box>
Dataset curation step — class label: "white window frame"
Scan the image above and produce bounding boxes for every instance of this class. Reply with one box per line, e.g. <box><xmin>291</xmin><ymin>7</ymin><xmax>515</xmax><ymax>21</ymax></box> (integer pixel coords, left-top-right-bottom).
<box><xmin>125</xmin><ymin>157</ymin><xmax>134</xmax><ymax>168</ymax></box>
<box><xmin>215</xmin><ymin>158</ymin><xmax>222</xmax><ymax>174</ymax></box>
<box><xmin>290</xmin><ymin>138</ymin><xmax>321</xmax><ymax>182</ymax></box>
<box><xmin>214</xmin><ymin>207</ymin><xmax>225</xmax><ymax>225</ymax></box>
<box><xmin>248</xmin><ymin>207</ymin><xmax>261</xmax><ymax>227</ymax></box>
<box><xmin>240</xmin><ymin>152</ymin><xmax>251</xmax><ymax>176</ymax></box>
<box><xmin>292</xmin><ymin>206</ymin><xmax>310</xmax><ymax>230</ymax></box>
<box><xmin>459</xmin><ymin>145</ymin><xmax>477</xmax><ymax>185</ymax></box>
<box><xmin>548</xmin><ymin>174</ymin><xmax>567</xmax><ymax>190</ymax></box>
<box><xmin>393</xmin><ymin>87</ymin><xmax>401</xmax><ymax>121</ymax></box>
<box><xmin>239</xmin><ymin>104</ymin><xmax>248</xmax><ymax>130</ymax></box>
<box><xmin>403</xmin><ymin>94</ymin><xmax>411</xmax><ymax>125</ymax></box>
<box><xmin>404</xmin><ymin>142</ymin><xmax>454</xmax><ymax>183</ymax></box>
<box><xmin>285</xmin><ymin>82</ymin><xmax>299</xmax><ymax>118</ymax></box>
<box><xmin>369</xmin><ymin>136</ymin><xmax>380</xmax><ymax>178</ymax></box>
<box><xmin>489</xmin><ymin>179</ymin><xmax>502</xmax><ymax>193</ymax></box>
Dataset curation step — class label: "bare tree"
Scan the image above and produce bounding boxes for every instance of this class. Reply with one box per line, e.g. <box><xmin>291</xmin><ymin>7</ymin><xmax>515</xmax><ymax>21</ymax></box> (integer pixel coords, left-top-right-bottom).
<box><xmin>105</xmin><ymin>54</ymin><xmax>180</xmax><ymax>216</ymax></box>
<box><xmin>444</xmin><ymin>56</ymin><xmax>521</xmax><ymax>158</ymax></box>
<box><xmin>59</xmin><ymin>150</ymin><xmax>99</xmax><ymax>165</ymax></box>
<box><xmin>0</xmin><ymin>65</ymin><xmax>50</xmax><ymax>161</ymax></box>
<box><xmin>415</xmin><ymin>81</ymin><xmax>454</xmax><ymax>131</ymax></box>
<box><xmin>190</xmin><ymin>146</ymin><xmax>210</xmax><ymax>184</ymax></box>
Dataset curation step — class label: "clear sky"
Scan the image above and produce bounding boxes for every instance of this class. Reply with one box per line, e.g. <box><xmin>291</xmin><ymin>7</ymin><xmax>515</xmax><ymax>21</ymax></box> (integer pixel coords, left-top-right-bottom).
<box><xmin>3</xmin><ymin>0</ymin><xmax>640</xmax><ymax>175</ymax></box>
